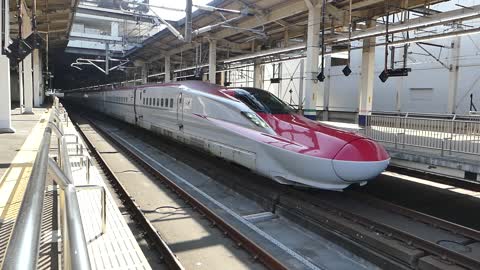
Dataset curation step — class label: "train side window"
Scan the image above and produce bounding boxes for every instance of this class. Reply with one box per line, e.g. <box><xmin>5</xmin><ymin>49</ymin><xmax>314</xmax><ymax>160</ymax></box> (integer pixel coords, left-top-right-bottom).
<box><xmin>161</xmin><ymin>98</ymin><xmax>164</xmax><ymax>107</ymax></box>
<box><xmin>140</xmin><ymin>92</ymin><xmax>142</xmax><ymax>100</ymax></box>
<box><xmin>165</xmin><ymin>98</ymin><xmax>168</xmax><ymax>107</ymax></box>
<box><xmin>156</xmin><ymin>98</ymin><xmax>159</xmax><ymax>106</ymax></box>
<box><xmin>170</xmin><ymin>98</ymin><xmax>173</xmax><ymax>108</ymax></box>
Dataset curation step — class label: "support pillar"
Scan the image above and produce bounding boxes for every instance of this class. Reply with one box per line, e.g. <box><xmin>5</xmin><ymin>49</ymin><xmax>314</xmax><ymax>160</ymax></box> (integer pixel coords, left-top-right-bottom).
<box><xmin>111</xmin><ymin>22</ymin><xmax>119</xmax><ymax>37</ymax></box>
<box><xmin>395</xmin><ymin>48</ymin><xmax>405</xmax><ymax>112</ymax></box>
<box><xmin>358</xmin><ymin>21</ymin><xmax>376</xmax><ymax>126</ymax></box>
<box><xmin>220</xmin><ymin>71</ymin><xmax>226</xmax><ymax>86</ymax></box>
<box><xmin>253</xmin><ymin>61</ymin><xmax>264</xmax><ymax>89</ymax></box>
<box><xmin>137</xmin><ymin>62</ymin><xmax>148</xmax><ymax>84</ymax></box>
<box><xmin>447</xmin><ymin>35</ymin><xmax>461</xmax><ymax>114</ymax></box>
<box><xmin>303</xmin><ymin>3</ymin><xmax>321</xmax><ymax>120</ymax></box>
<box><xmin>0</xmin><ymin>56</ymin><xmax>15</xmax><ymax>133</ymax></box>
<box><xmin>23</xmin><ymin>55</ymin><xmax>34</xmax><ymax>114</ymax></box>
<box><xmin>164</xmin><ymin>56</ymin><xmax>171</xmax><ymax>83</ymax></box>
<box><xmin>209</xmin><ymin>40</ymin><xmax>217</xmax><ymax>84</ymax></box>
<box><xmin>18</xmin><ymin>62</ymin><xmax>24</xmax><ymax>113</ymax></box>
<box><xmin>298</xmin><ymin>59</ymin><xmax>304</xmax><ymax>110</ymax></box>
<box><xmin>20</xmin><ymin>1</ymin><xmax>33</xmax><ymax>114</ymax></box>
<box><xmin>0</xmin><ymin>0</ymin><xmax>14</xmax><ymax>132</ymax></box>
<box><xmin>33</xmin><ymin>49</ymin><xmax>42</xmax><ymax>107</ymax></box>
<box><xmin>321</xmin><ymin>52</ymin><xmax>331</xmax><ymax>121</ymax></box>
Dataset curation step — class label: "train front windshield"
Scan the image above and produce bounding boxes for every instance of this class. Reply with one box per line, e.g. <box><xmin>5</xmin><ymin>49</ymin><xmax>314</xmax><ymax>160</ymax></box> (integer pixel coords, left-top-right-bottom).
<box><xmin>233</xmin><ymin>88</ymin><xmax>294</xmax><ymax>114</ymax></box>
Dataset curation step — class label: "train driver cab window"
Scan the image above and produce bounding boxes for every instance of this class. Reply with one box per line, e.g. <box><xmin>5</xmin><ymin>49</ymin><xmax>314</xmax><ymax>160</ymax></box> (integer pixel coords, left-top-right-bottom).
<box><xmin>165</xmin><ymin>98</ymin><xmax>169</xmax><ymax>107</ymax></box>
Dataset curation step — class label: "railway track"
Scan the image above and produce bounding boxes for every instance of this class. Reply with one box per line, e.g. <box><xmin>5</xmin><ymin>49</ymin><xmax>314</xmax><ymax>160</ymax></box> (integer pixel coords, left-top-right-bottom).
<box><xmin>73</xmin><ymin>113</ymin><xmax>294</xmax><ymax>270</ymax></box>
<box><xmin>70</xmin><ymin>109</ymin><xmax>480</xmax><ymax>270</ymax></box>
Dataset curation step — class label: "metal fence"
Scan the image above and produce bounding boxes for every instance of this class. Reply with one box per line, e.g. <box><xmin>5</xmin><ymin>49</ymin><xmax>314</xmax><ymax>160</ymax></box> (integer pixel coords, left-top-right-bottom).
<box><xmin>1</xmin><ymin>98</ymin><xmax>105</xmax><ymax>270</ymax></box>
<box><xmin>363</xmin><ymin>112</ymin><xmax>480</xmax><ymax>157</ymax></box>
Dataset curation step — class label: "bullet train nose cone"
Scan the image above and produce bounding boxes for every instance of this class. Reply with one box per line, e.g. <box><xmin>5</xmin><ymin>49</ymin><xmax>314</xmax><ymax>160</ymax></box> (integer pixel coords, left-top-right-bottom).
<box><xmin>332</xmin><ymin>139</ymin><xmax>390</xmax><ymax>182</ymax></box>
<box><xmin>332</xmin><ymin>159</ymin><xmax>390</xmax><ymax>182</ymax></box>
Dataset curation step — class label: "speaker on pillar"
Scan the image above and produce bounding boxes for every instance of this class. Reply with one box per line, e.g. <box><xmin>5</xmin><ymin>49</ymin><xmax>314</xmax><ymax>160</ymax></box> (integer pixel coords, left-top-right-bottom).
<box><xmin>24</xmin><ymin>33</ymin><xmax>45</xmax><ymax>49</ymax></box>
<box><xmin>379</xmin><ymin>70</ymin><xmax>389</xmax><ymax>83</ymax></box>
<box><xmin>4</xmin><ymin>39</ymin><xmax>32</xmax><ymax>64</ymax></box>
<box><xmin>342</xmin><ymin>65</ymin><xmax>352</xmax><ymax>76</ymax></box>
<box><xmin>316</xmin><ymin>71</ymin><xmax>325</xmax><ymax>82</ymax></box>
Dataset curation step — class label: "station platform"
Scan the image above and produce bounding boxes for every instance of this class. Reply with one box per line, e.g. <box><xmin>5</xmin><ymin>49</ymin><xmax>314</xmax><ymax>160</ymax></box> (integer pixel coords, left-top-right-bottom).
<box><xmin>320</xmin><ymin>121</ymin><xmax>480</xmax><ymax>182</ymax></box>
<box><xmin>0</xmin><ymin>107</ymin><xmax>152</xmax><ymax>269</ymax></box>
<box><xmin>0</xmin><ymin>108</ymin><xmax>49</xmax><ymax>265</ymax></box>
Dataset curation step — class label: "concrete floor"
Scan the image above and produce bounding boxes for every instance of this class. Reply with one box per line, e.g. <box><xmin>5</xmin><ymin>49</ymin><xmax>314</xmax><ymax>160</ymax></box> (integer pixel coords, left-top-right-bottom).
<box><xmin>0</xmin><ymin>108</ymin><xmax>46</xmax><ymax>177</ymax></box>
<box><xmin>0</xmin><ymin>108</ymin><xmax>50</xmax><ymax>266</ymax></box>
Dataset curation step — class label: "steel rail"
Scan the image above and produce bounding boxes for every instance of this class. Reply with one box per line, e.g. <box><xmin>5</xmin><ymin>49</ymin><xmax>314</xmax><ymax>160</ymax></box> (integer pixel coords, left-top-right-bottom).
<box><xmin>72</xmin><ymin>117</ymin><xmax>185</xmax><ymax>270</ymax></box>
<box><xmin>1</xmin><ymin>127</ymin><xmax>52</xmax><ymax>270</ymax></box>
<box><xmin>73</xmin><ymin>114</ymin><xmax>289</xmax><ymax>270</ymax></box>
<box><xmin>298</xmin><ymin>193</ymin><xmax>480</xmax><ymax>270</ymax></box>
<box><xmin>347</xmin><ymin>191</ymin><xmax>480</xmax><ymax>242</ymax></box>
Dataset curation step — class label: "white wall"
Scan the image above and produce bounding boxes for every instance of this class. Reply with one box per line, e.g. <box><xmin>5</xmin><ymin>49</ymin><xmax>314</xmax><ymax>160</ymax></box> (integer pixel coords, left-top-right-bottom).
<box><xmin>258</xmin><ymin>32</ymin><xmax>480</xmax><ymax>115</ymax></box>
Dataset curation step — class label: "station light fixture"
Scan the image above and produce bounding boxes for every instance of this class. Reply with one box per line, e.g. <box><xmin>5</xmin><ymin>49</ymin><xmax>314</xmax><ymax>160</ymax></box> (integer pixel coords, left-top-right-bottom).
<box><xmin>270</xmin><ymin>78</ymin><xmax>281</xmax><ymax>84</ymax></box>
<box><xmin>378</xmin><ymin>68</ymin><xmax>412</xmax><ymax>82</ymax></box>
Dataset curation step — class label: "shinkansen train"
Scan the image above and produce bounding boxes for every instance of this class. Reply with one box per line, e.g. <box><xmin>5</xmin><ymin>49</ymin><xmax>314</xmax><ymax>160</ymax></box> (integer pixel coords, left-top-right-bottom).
<box><xmin>65</xmin><ymin>81</ymin><xmax>390</xmax><ymax>190</ymax></box>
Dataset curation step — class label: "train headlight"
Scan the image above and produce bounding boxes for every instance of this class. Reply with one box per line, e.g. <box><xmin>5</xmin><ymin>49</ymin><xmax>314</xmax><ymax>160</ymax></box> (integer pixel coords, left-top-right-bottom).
<box><xmin>241</xmin><ymin>111</ymin><xmax>269</xmax><ymax>128</ymax></box>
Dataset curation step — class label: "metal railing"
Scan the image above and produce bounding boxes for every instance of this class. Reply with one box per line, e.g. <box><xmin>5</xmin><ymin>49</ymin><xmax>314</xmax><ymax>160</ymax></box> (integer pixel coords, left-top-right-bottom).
<box><xmin>1</xmin><ymin>98</ymin><xmax>106</xmax><ymax>270</ymax></box>
<box><xmin>363</xmin><ymin>112</ymin><xmax>480</xmax><ymax>157</ymax></box>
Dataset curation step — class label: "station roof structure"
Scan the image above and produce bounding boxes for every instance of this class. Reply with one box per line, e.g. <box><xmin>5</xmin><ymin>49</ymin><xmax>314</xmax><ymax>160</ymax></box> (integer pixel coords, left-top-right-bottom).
<box><xmin>8</xmin><ymin>0</ymin><xmax>78</xmax><ymax>48</ymax></box>
<box><xmin>126</xmin><ymin>0</ymin><xmax>447</xmax><ymax>67</ymax></box>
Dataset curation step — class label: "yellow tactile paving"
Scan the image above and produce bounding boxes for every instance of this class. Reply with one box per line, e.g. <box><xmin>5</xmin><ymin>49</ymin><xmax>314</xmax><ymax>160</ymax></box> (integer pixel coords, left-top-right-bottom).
<box><xmin>0</xmin><ymin>110</ymin><xmax>51</xmax><ymax>265</ymax></box>
<box><xmin>63</xmin><ymin>122</ymin><xmax>151</xmax><ymax>270</ymax></box>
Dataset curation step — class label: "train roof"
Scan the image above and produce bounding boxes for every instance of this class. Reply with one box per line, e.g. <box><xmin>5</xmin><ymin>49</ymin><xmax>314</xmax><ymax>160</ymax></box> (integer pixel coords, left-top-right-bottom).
<box><xmin>66</xmin><ymin>80</ymin><xmax>225</xmax><ymax>95</ymax></box>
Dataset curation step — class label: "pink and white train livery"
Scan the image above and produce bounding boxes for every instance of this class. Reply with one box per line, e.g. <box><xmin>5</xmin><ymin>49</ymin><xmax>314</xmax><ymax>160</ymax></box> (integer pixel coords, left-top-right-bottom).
<box><xmin>66</xmin><ymin>81</ymin><xmax>390</xmax><ymax>190</ymax></box>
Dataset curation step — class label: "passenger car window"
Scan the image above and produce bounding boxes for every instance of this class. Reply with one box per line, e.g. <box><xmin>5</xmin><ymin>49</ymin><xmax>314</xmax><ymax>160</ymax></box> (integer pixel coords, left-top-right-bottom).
<box><xmin>165</xmin><ymin>98</ymin><xmax>168</xmax><ymax>107</ymax></box>
<box><xmin>170</xmin><ymin>98</ymin><xmax>173</xmax><ymax>108</ymax></box>
<box><xmin>161</xmin><ymin>98</ymin><xmax>164</xmax><ymax>107</ymax></box>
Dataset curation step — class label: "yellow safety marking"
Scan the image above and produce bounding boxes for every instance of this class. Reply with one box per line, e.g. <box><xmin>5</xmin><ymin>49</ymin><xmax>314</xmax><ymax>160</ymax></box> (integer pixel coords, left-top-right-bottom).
<box><xmin>0</xmin><ymin>110</ymin><xmax>51</xmax><ymax>265</ymax></box>
<box><xmin>0</xmin><ymin>110</ymin><xmax>51</xmax><ymax>222</ymax></box>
